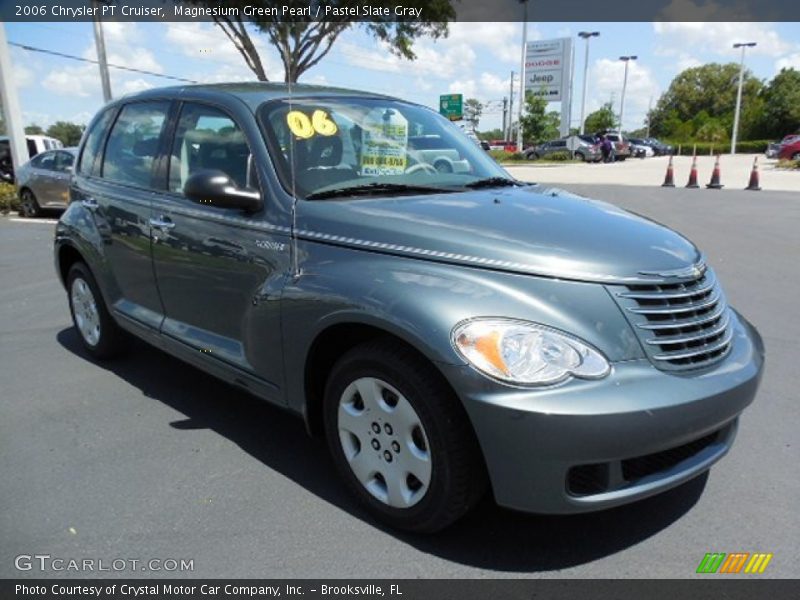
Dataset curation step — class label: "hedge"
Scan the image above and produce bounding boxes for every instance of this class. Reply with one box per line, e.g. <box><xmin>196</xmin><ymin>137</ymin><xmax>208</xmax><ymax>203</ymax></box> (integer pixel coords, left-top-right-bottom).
<box><xmin>0</xmin><ymin>183</ymin><xmax>18</xmax><ymax>214</ymax></box>
<box><xmin>666</xmin><ymin>140</ymin><xmax>773</xmax><ymax>155</ymax></box>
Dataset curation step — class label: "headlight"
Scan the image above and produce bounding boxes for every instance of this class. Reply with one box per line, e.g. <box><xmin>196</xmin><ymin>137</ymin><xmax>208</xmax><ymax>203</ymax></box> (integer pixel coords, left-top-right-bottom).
<box><xmin>452</xmin><ymin>319</ymin><xmax>610</xmax><ymax>386</ymax></box>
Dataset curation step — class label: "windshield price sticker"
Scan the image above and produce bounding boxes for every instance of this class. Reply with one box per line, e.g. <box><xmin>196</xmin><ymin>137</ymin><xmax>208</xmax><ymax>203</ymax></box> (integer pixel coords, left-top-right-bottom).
<box><xmin>361</xmin><ymin>108</ymin><xmax>408</xmax><ymax>176</ymax></box>
<box><xmin>286</xmin><ymin>109</ymin><xmax>338</xmax><ymax>139</ymax></box>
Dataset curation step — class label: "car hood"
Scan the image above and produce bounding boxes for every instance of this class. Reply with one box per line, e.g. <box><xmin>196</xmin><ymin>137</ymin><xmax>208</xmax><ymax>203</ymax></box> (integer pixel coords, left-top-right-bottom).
<box><xmin>294</xmin><ymin>185</ymin><xmax>702</xmax><ymax>284</ymax></box>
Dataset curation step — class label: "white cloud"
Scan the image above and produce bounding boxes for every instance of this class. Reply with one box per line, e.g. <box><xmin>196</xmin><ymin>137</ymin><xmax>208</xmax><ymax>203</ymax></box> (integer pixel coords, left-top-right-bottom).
<box><xmin>654</xmin><ymin>22</ymin><xmax>794</xmax><ymax>58</ymax></box>
<box><xmin>588</xmin><ymin>58</ymin><xmax>659</xmax><ymax>129</ymax></box>
<box><xmin>41</xmin><ymin>22</ymin><xmax>167</xmax><ymax>98</ymax></box>
<box><xmin>165</xmin><ymin>22</ymin><xmax>282</xmax><ymax>82</ymax></box>
<box><xmin>676</xmin><ymin>54</ymin><xmax>703</xmax><ymax>71</ymax></box>
<box><xmin>775</xmin><ymin>53</ymin><xmax>800</xmax><ymax>71</ymax></box>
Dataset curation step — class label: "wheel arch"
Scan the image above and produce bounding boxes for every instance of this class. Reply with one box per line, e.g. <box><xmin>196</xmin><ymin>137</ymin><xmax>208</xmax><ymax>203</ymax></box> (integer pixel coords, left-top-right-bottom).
<box><xmin>302</xmin><ymin>320</ymin><xmax>459</xmax><ymax>439</ymax></box>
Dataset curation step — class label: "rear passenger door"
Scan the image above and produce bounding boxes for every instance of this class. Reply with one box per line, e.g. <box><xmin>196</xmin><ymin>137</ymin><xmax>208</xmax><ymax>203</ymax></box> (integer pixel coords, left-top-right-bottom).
<box><xmin>149</xmin><ymin>101</ymin><xmax>285</xmax><ymax>386</ymax></box>
<box><xmin>74</xmin><ymin>100</ymin><xmax>172</xmax><ymax>330</ymax></box>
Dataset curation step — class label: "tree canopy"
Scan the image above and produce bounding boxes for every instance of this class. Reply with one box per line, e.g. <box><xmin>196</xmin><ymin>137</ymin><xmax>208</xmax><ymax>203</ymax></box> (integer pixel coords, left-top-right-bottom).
<box><xmin>46</xmin><ymin>122</ymin><xmax>85</xmax><ymax>147</ymax></box>
<box><xmin>520</xmin><ymin>93</ymin><xmax>560</xmax><ymax>144</ymax></box>
<box><xmin>187</xmin><ymin>0</ymin><xmax>455</xmax><ymax>82</ymax></box>
<box><xmin>584</xmin><ymin>102</ymin><xmax>617</xmax><ymax>134</ymax></box>
<box><xmin>463</xmin><ymin>98</ymin><xmax>483</xmax><ymax>130</ymax></box>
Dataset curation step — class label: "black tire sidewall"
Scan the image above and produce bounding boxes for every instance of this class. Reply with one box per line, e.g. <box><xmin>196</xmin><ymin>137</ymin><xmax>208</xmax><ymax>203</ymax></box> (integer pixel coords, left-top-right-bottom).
<box><xmin>20</xmin><ymin>189</ymin><xmax>40</xmax><ymax>218</ymax></box>
<box><xmin>66</xmin><ymin>262</ymin><xmax>123</xmax><ymax>359</ymax></box>
<box><xmin>323</xmin><ymin>345</ymin><xmax>467</xmax><ymax>531</ymax></box>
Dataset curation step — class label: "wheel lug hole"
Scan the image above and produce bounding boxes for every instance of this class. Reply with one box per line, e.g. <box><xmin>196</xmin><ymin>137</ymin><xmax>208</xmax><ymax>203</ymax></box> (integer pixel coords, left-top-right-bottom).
<box><xmin>383</xmin><ymin>450</ymin><xmax>393</xmax><ymax>463</ymax></box>
<box><xmin>383</xmin><ymin>423</ymin><xmax>393</xmax><ymax>435</ymax></box>
<box><xmin>391</xmin><ymin>441</ymin><xmax>400</xmax><ymax>453</ymax></box>
<box><xmin>371</xmin><ymin>439</ymin><xmax>380</xmax><ymax>451</ymax></box>
<box><xmin>371</xmin><ymin>422</ymin><xmax>380</xmax><ymax>433</ymax></box>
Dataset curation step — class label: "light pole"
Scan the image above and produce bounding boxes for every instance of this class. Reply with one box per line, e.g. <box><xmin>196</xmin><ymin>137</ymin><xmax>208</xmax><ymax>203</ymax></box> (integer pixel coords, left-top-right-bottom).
<box><xmin>731</xmin><ymin>42</ymin><xmax>756</xmax><ymax>155</ymax></box>
<box><xmin>516</xmin><ymin>0</ymin><xmax>529</xmax><ymax>152</ymax></box>
<box><xmin>618</xmin><ymin>55</ymin><xmax>637</xmax><ymax>133</ymax></box>
<box><xmin>578</xmin><ymin>31</ymin><xmax>600</xmax><ymax>134</ymax></box>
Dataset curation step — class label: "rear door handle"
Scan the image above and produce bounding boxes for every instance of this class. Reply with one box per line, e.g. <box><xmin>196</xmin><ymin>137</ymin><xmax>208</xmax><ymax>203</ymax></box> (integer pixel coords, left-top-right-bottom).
<box><xmin>81</xmin><ymin>198</ymin><xmax>99</xmax><ymax>210</ymax></box>
<box><xmin>149</xmin><ymin>216</ymin><xmax>175</xmax><ymax>230</ymax></box>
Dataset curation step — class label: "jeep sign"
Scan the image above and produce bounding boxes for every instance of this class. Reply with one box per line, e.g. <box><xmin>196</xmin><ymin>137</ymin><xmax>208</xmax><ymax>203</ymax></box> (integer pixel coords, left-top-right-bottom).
<box><xmin>524</xmin><ymin>38</ymin><xmax>572</xmax><ymax>102</ymax></box>
<box><xmin>523</xmin><ymin>37</ymin><xmax>573</xmax><ymax>135</ymax></box>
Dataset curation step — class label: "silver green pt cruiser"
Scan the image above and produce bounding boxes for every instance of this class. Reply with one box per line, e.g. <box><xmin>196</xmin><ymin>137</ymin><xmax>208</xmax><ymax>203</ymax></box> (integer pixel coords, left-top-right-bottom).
<box><xmin>54</xmin><ymin>84</ymin><xmax>764</xmax><ymax>532</ymax></box>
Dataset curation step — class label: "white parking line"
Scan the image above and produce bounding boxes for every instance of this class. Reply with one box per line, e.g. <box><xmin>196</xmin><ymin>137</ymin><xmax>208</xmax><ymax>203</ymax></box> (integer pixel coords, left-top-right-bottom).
<box><xmin>7</xmin><ymin>217</ymin><xmax>59</xmax><ymax>224</ymax></box>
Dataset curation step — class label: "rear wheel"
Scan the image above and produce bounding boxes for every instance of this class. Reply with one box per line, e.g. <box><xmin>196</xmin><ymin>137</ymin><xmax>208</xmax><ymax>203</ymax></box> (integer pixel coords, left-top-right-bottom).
<box><xmin>67</xmin><ymin>262</ymin><xmax>128</xmax><ymax>359</ymax></box>
<box><xmin>792</xmin><ymin>152</ymin><xmax>800</xmax><ymax>161</ymax></box>
<box><xmin>19</xmin><ymin>189</ymin><xmax>41</xmax><ymax>218</ymax></box>
<box><xmin>323</xmin><ymin>340</ymin><xmax>486</xmax><ymax>532</ymax></box>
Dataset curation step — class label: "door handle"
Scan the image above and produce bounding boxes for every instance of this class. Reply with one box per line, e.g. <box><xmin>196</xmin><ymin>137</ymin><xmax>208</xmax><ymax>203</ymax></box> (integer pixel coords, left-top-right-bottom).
<box><xmin>81</xmin><ymin>197</ymin><xmax>99</xmax><ymax>210</ymax></box>
<box><xmin>149</xmin><ymin>216</ymin><xmax>176</xmax><ymax>230</ymax></box>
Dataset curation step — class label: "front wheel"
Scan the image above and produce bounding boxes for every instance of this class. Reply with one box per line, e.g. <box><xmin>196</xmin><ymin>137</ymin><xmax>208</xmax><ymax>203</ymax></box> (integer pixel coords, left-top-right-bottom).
<box><xmin>67</xmin><ymin>262</ymin><xmax>128</xmax><ymax>359</ymax></box>
<box><xmin>323</xmin><ymin>340</ymin><xmax>486</xmax><ymax>533</ymax></box>
<box><xmin>19</xmin><ymin>189</ymin><xmax>41</xmax><ymax>218</ymax></box>
<box><xmin>792</xmin><ymin>152</ymin><xmax>800</xmax><ymax>161</ymax></box>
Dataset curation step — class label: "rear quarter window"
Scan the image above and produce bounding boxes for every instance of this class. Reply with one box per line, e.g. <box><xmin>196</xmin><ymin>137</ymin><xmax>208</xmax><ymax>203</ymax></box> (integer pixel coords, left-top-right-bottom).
<box><xmin>78</xmin><ymin>108</ymin><xmax>116</xmax><ymax>177</ymax></box>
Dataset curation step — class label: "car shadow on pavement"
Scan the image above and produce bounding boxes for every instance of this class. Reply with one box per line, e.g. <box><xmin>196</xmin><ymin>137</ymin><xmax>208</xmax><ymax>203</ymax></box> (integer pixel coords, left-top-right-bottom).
<box><xmin>58</xmin><ymin>327</ymin><xmax>707</xmax><ymax>573</ymax></box>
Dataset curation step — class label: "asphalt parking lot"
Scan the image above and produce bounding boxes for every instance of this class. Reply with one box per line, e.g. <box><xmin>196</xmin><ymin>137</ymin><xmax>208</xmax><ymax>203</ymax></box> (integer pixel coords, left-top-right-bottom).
<box><xmin>1</xmin><ymin>184</ymin><xmax>798</xmax><ymax>579</ymax></box>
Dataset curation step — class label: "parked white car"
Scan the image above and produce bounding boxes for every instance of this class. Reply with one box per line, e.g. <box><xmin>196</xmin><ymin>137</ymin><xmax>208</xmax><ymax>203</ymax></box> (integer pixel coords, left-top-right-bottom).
<box><xmin>408</xmin><ymin>135</ymin><xmax>471</xmax><ymax>173</ymax></box>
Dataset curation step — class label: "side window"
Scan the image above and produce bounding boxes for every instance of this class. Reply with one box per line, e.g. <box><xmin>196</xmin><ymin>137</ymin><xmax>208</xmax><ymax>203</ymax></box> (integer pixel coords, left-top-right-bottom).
<box><xmin>169</xmin><ymin>103</ymin><xmax>253</xmax><ymax>194</ymax></box>
<box><xmin>27</xmin><ymin>139</ymin><xmax>37</xmax><ymax>158</ymax></box>
<box><xmin>79</xmin><ymin>108</ymin><xmax>116</xmax><ymax>177</ymax></box>
<box><xmin>102</xmin><ymin>101</ymin><xmax>169</xmax><ymax>188</ymax></box>
<box><xmin>35</xmin><ymin>152</ymin><xmax>56</xmax><ymax>170</ymax></box>
<box><xmin>54</xmin><ymin>151</ymin><xmax>74</xmax><ymax>172</ymax></box>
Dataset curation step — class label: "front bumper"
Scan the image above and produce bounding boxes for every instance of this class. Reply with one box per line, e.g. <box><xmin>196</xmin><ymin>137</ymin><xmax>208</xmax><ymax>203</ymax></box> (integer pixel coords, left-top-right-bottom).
<box><xmin>440</xmin><ymin>311</ymin><xmax>764</xmax><ymax>514</ymax></box>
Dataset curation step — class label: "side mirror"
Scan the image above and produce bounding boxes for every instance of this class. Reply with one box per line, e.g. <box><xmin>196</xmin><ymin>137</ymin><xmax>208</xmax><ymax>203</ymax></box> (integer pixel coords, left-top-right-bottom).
<box><xmin>183</xmin><ymin>169</ymin><xmax>262</xmax><ymax>213</ymax></box>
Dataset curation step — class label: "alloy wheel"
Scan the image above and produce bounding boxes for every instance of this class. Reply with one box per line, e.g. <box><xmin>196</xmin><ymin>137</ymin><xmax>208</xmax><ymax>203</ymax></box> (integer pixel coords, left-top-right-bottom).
<box><xmin>70</xmin><ymin>277</ymin><xmax>101</xmax><ymax>346</ymax></box>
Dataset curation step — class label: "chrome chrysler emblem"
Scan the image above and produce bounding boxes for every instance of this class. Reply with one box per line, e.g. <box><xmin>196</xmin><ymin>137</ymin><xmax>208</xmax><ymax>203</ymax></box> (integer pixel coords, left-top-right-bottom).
<box><xmin>639</xmin><ymin>261</ymin><xmax>706</xmax><ymax>279</ymax></box>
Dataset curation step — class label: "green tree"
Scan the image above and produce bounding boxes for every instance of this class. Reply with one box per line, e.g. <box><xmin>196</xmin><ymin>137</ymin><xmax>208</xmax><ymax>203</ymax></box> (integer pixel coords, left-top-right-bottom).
<box><xmin>463</xmin><ymin>98</ymin><xmax>483</xmax><ymax>130</ymax></box>
<box><xmin>584</xmin><ymin>102</ymin><xmax>617</xmax><ymax>133</ymax></box>
<box><xmin>186</xmin><ymin>0</ymin><xmax>454</xmax><ymax>82</ymax></box>
<box><xmin>46</xmin><ymin>122</ymin><xmax>85</xmax><ymax>146</ymax></box>
<box><xmin>759</xmin><ymin>68</ymin><xmax>800</xmax><ymax>139</ymax></box>
<box><xmin>477</xmin><ymin>128</ymin><xmax>504</xmax><ymax>141</ymax></box>
<box><xmin>25</xmin><ymin>124</ymin><xmax>44</xmax><ymax>135</ymax></box>
<box><xmin>520</xmin><ymin>93</ymin><xmax>559</xmax><ymax>144</ymax></box>
<box><xmin>649</xmin><ymin>63</ymin><xmax>762</xmax><ymax>138</ymax></box>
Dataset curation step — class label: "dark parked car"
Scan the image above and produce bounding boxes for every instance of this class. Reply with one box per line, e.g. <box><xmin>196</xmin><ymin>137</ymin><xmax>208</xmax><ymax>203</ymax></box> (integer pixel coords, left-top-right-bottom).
<box><xmin>15</xmin><ymin>147</ymin><xmax>78</xmax><ymax>217</ymax></box>
<box><xmin>642</xmin><ymin>138</ymin><xmax>674</xmax><ymax>156</ymax></box>
<box><xmin>526</xmin><ymin>135</ymin><xmax>601</xmax><ymax>162</ymax></box>
<box><xmin>54</xmin><ymin>83</ymin><xmax>764</xmax><ymax>533</ymax></box>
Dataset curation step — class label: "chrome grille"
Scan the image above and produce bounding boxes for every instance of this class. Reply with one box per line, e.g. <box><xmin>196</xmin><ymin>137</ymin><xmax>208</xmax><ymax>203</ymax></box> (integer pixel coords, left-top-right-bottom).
<box><xmin>609</xmin><ymin>267</ymin><xmax>733</xmax><ymax>371</ymax></box>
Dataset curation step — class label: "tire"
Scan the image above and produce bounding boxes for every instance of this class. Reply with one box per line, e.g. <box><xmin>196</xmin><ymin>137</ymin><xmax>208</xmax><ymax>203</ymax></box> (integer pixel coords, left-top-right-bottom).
<box><xmin>792</xmin><ymin>152</ymin><xmax>800</xmax><ymax>161</ymax></box>
<box><xmin>67</xmin><ymin>262</ymin><xmax>128</xmax><ymax>359</ymax></box>
<box><xmin>323</xmin><ymin>340</ymin><xmax>487</xmax><ymax>533</ymax></box>
<box><xmin>575</xmin><ymin>152</ymin><xmax>586</xmax><ymax>162</ymax></box>
<box><xmin>19</xmin><ymin>188</ymin><xmax>41</xmax><ymax>218</ymax></box>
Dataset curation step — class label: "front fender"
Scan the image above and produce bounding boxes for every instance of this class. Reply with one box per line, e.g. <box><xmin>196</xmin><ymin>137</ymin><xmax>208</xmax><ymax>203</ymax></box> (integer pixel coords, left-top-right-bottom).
<box><xmin>281</xmin><ymin>240</ymin><xmax>643</xmax><ymax>415</ymax></box>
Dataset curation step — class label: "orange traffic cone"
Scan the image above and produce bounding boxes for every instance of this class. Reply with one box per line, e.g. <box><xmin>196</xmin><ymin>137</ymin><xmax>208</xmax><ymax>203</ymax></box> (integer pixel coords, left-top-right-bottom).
<box><xmin>706</xmin><ymin>155</ymin><xmax>724</xmax><ymax>189</ymax></box>
<box><xmin>661</xmin><ymin>155</ymin><xmax>676</xmax><ymax>187</ymax></box>
<box><xmin>686</xmin><ymin>155</ymin><xmax>699</xmax><ymax>188</ymax></box>
<box><xmin>745</xmin><ymin>157</ymin><xmax>761</xmax><ymax>191</ymax></box>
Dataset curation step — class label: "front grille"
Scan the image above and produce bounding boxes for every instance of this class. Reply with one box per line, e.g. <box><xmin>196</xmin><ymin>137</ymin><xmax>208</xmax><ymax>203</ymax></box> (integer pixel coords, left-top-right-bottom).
<box><xmin>621</xmin><ymin>431</ymin><xmax>719</xmax><ymax>481</ymax></box>
<box><xmin>609</xmin><ymin>267</ymin><xmax>733</xmax><ymax>371</ymax></box>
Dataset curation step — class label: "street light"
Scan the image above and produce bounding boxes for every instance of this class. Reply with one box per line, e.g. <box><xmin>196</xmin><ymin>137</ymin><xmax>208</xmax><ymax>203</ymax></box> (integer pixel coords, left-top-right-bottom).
<box><xmin>578</xmin><ymin>31</ymin><xmax>600</xmax><ymax>134</ymax></box>
<box><xmin>516</xmin><ymin>0</ymin><xmax>529</xmax><ymax>152</ymax></box>
<box><xmin>731</xmin><ymin>42</ymin><xmax>757</xmax><ymax>155</ymax></box>
<box><xmin>618</xmin><ymin>55</ymin><xmax>637</xmax><ymax>133</ymax></box>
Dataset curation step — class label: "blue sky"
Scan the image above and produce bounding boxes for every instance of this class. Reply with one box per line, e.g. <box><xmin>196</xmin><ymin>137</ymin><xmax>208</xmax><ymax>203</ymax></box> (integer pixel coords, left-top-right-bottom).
<box><xmin>5</xmin><ymin>21</ymin><xmax>800</xmax><ymax>133</ymax></box>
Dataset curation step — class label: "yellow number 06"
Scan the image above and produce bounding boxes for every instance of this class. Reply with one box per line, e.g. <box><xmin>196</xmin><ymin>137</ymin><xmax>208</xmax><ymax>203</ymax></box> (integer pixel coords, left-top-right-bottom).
<box><xmin>286</xmin><ymin>110</ymin><xmax>338</xmax><ymax>139</ymax></box>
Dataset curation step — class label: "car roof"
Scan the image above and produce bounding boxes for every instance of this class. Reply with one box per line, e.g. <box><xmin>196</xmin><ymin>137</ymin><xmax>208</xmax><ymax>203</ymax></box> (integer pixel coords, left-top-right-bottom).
<box><xmin>113</xmin><ymin>82</ymin><xmax>395</xmax><ymax>111</ymax></box>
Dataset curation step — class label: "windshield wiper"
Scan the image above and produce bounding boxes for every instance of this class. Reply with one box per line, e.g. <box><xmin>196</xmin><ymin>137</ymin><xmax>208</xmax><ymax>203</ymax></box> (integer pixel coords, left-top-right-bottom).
<box><xmin>306</xmin><ymin>182</ymin><xmax>452</xmax><ymax>200</ymax></box>
<box><xmin>463</xmin><ymin>177</ymin><xmax>522</xmax><ymax>189</ymax></box>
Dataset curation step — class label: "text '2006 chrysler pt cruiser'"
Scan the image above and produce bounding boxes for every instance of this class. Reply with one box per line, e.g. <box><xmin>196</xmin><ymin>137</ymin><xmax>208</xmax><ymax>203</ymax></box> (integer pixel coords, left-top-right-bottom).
<box><xmin>55</xmin><ymin>84</ymin><xmax>764</xmax><ymax>532</ymax></box>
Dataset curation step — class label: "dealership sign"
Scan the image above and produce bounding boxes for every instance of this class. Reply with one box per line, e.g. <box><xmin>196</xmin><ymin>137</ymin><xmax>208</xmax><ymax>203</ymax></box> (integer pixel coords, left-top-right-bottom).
<box><xmin>524</xmin><ymin>38</ymin><xmax>572</xmax><ymax>102</ymax></box>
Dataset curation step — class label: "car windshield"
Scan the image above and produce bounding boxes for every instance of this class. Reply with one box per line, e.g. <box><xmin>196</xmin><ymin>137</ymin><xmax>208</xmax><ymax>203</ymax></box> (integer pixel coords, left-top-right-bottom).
<box><xmin>258</xmin><ymin>97</ymin><xmax>511</xmax><ymax>200</ymax></box>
